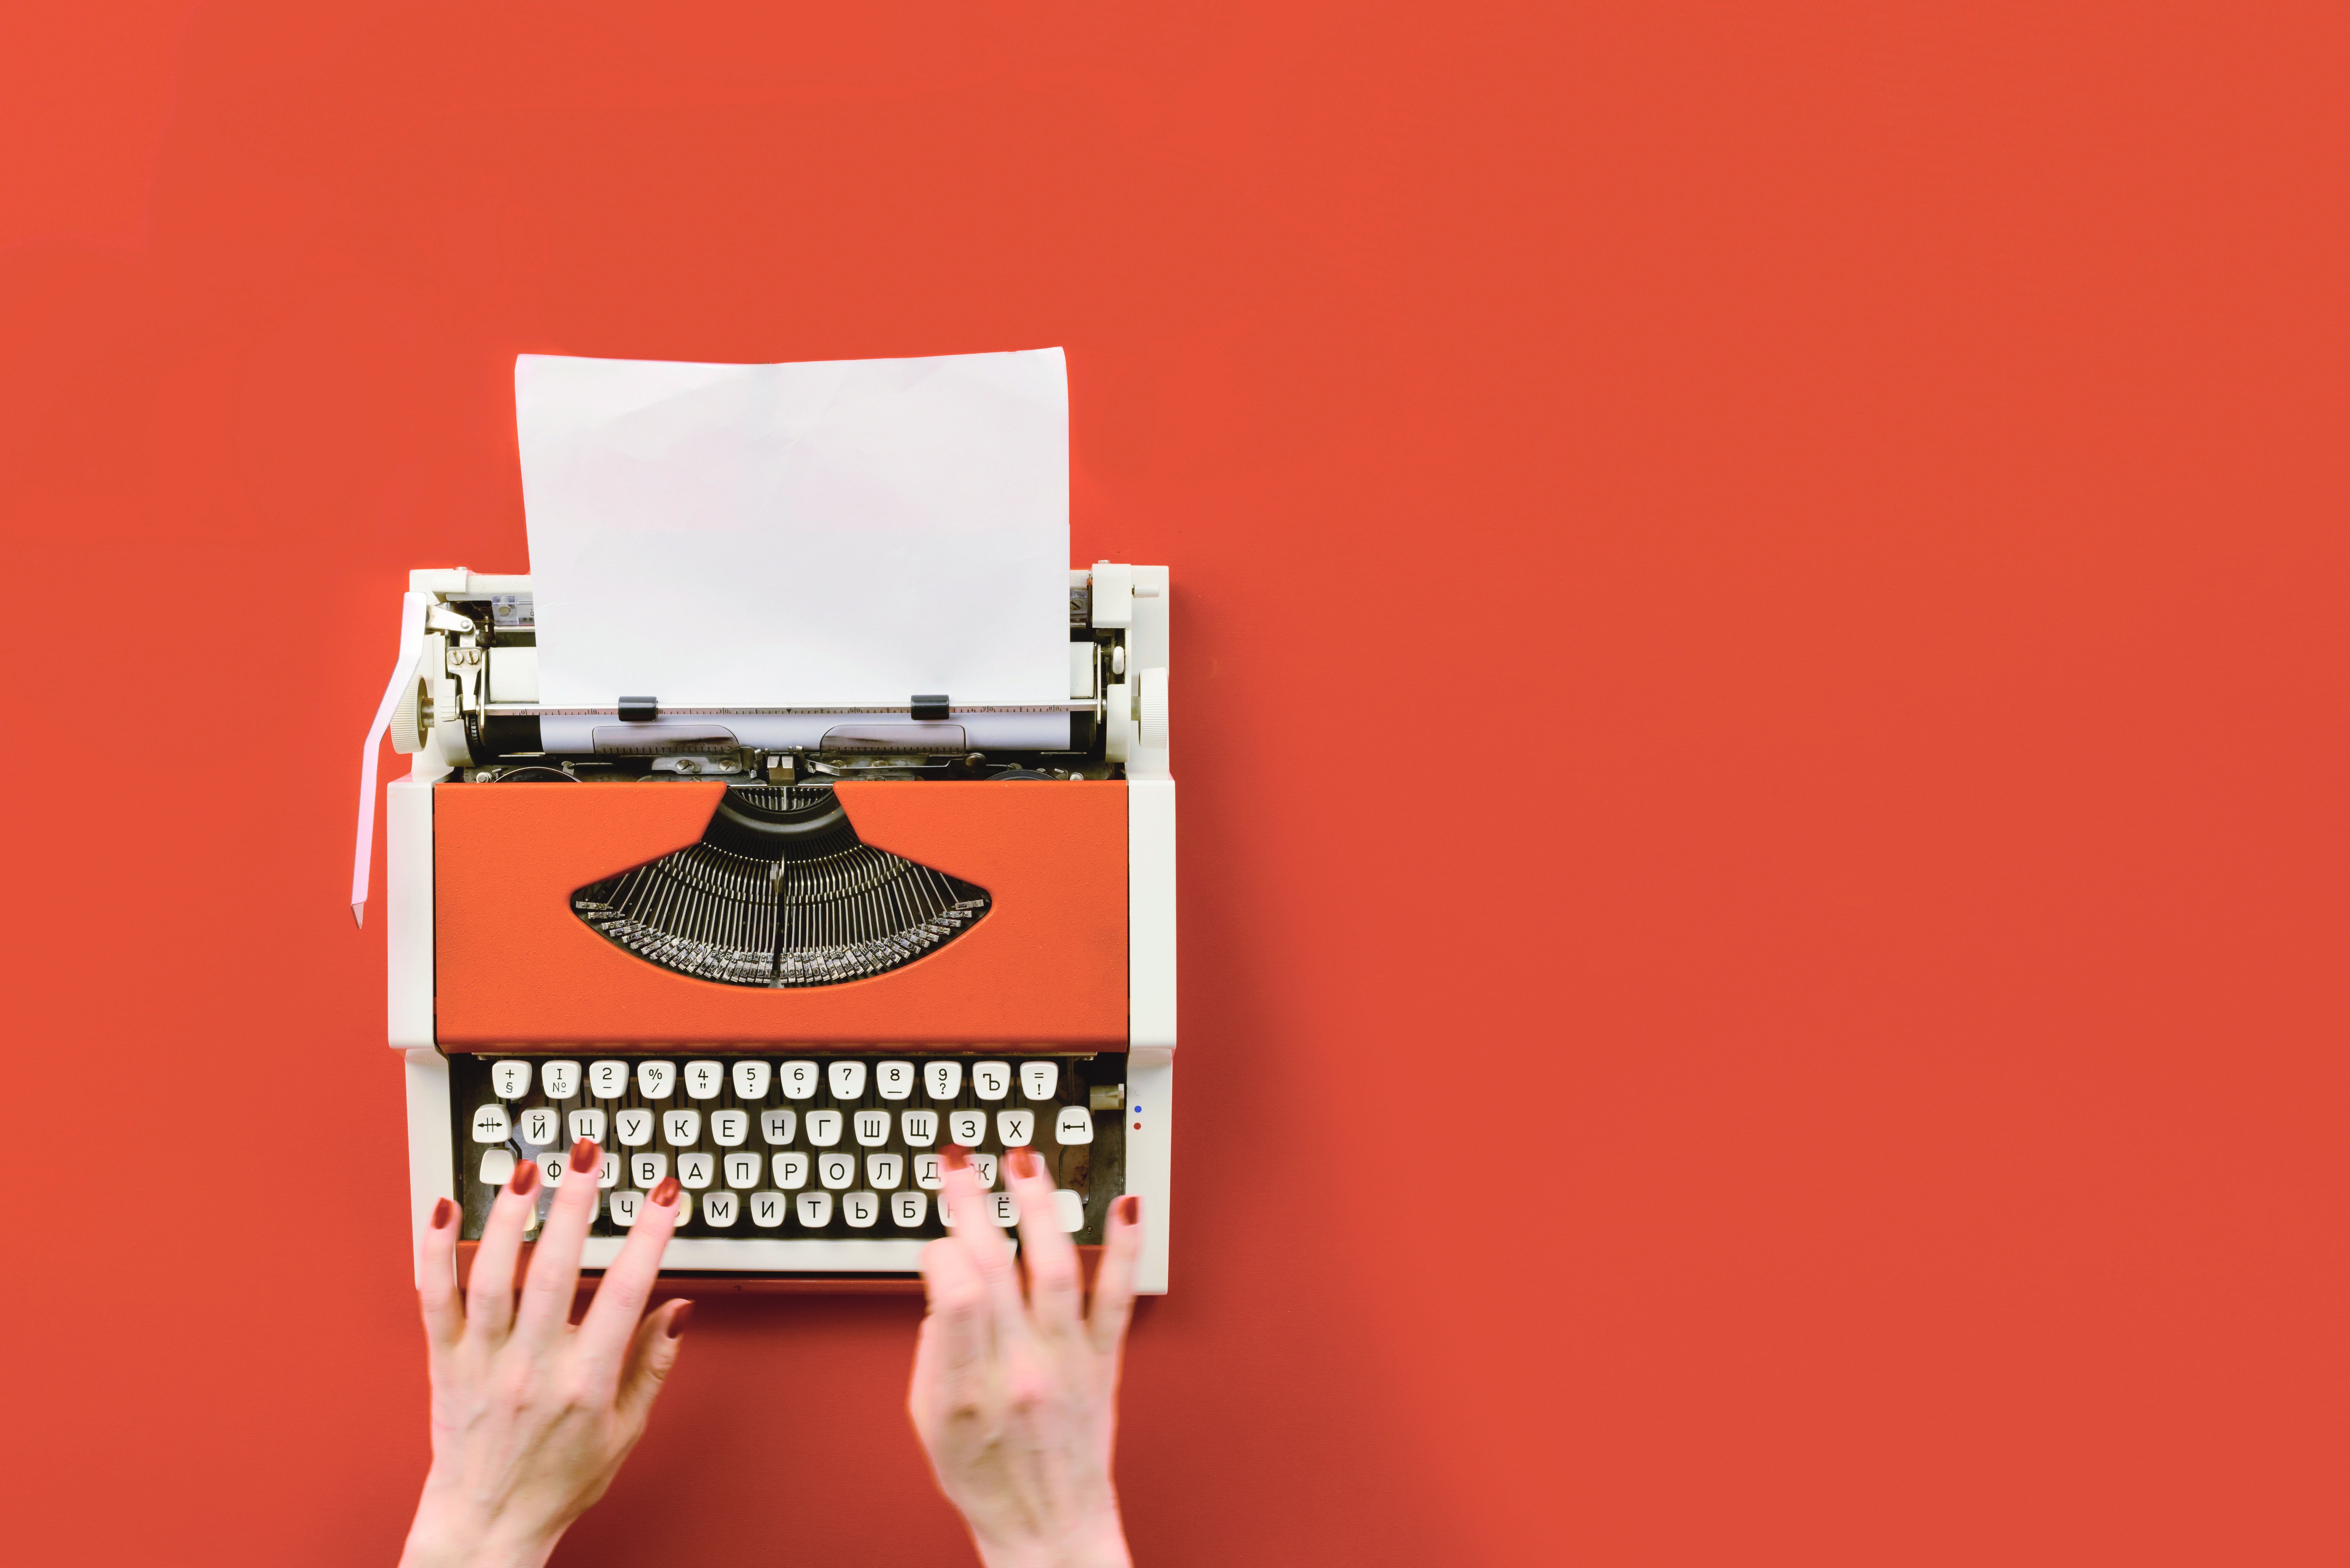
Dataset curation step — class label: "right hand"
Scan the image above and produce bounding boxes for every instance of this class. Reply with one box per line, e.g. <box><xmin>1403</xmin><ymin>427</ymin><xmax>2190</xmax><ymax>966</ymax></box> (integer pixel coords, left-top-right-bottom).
<box><xmin>909</xmin><ymin>1147</ymin><xmax>1143</xmax><ymax>1568</ymax></box>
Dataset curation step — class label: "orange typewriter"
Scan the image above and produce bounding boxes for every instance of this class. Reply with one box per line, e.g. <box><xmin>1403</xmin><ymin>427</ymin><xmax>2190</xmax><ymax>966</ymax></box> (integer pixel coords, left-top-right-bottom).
<box><xmin>351</xmin><ymin>350</ymin><xmax>1175</xmax><ymax>1292</ymax></box>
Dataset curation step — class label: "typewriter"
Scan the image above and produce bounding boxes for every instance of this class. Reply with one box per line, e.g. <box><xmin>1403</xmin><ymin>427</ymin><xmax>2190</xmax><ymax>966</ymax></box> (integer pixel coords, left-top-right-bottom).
<box><xmin>350</xmin><ymin>352</ymin><xmax>1175</xmax><ymax>1292</ymax></box>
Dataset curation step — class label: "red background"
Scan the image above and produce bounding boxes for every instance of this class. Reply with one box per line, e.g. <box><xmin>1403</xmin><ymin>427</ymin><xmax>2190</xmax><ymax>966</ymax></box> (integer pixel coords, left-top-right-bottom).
<box><xmin>1</xmin><ymin>3</ymin><xmax>2342</xmax><ymax>1563</ymax></box>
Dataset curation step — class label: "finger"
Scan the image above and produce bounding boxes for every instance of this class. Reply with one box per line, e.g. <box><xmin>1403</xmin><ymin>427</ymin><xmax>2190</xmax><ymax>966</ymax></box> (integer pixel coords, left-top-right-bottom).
<box><xmin>1004</xmin><ymin>1147</ymin><xmax>1081</xmax><ymax>1337</ymax></box>
<box><xmin>464</xmin><ymin>1157</ymin><xmax>543</xmax><ymax>1341</ymax></box>
<box><xmin>1086</xmin><ymin>1192</ymin><xmax>1144</xmax><ymax>1359</ymax></box>
<box><xmin>941</xmin><ymin>1151</ymin><xmax>1024</xmax><ymax>1329</ymax></box>
<box><xmin>514</xmin><ymin>1140</ymin><xmax>602</xmax><ymax>1342</ymax></box>
<box><xmin>577</xmin><ymin>1174</ymin><xmax>683</xmax><ymax>1390</ymax></box>
<box><xmin>418</xmin><ymin>1195</ymin><xmax>464</xmax><ymax>1353</ymax></box>
<box><xmin>914</xmin><ymin>1229</ymin><xmax>992</xmax><ymax>1424</ymax></box>
<box><xmin>615</xmin><ymin>1298</ymin><xmax>693</xmax><ymax>1427</ymax></box>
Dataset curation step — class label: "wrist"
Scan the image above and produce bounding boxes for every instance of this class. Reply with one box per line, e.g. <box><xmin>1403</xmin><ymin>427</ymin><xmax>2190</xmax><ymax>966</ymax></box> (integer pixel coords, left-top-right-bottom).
<box><xmin>971</xmin><ymin>1507</ymin><xmax>1131</xmax><ymax>1568</ymax></box>
<box><xmin>400</xmin><ymin>1479</ymin><xmax>565</xmax><ymax>1568</ymax></box>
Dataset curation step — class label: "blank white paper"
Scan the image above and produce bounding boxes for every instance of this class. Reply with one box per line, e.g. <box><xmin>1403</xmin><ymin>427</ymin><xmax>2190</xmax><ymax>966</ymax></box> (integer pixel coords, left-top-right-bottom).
<box><xmin>516</xmin><ymin>348</ymin><xmax>1070</xmax><ymax>710</ymax></box>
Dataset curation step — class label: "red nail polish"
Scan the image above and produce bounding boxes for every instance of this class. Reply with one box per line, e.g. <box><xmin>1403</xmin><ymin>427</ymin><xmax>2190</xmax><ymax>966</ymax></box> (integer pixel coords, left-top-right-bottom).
<box><xmin>1114</xmin><ymin>1194</ymin><xmax>1140</xmax><ymax>1226</ymax></box>
<box><xmin>510</xmin><ymin>1160</ymin><xmax>541</xmax><ymax>1197</ymax></box>
<box><xmin>651</xmin><ymin>1175</ymin><xmax>682</xmax><ymax>1206</ymax></box>
<box><xmin>430</xmin><ymin>1197</ymin><xmax>456</xmax><ymax>1230</ymax></box>
<box><xmin>571</xmin><ymin>1137</ymin><xmax>597</xmax><ymax>1171</ymax></box>
<box><xmin>665</xmin><ymin>1300</ymin><xmax>694</xmax><ymax>1339</ymax></box>
<box><xmin>941</xmin><ymin>1144</ymin><xmax>968</xmax><ymax>1172</ymax></box>
<box><xmin>1008</xmin><ymin>1147</ymin><xmax>1038</xmax><ymax>1180</ymax></box>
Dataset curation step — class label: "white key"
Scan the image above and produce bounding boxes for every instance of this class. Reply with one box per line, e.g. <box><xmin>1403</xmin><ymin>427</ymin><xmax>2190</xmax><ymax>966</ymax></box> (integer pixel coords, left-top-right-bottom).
<box><xmin>535</xmin><ymin>1151</ymin><xmax>567</xmax><ymax>1187</ymax></box>
<box><xmin>900</xmin><ymin>1110</ymin><xmax>939</xmax><ymax>1146</ymax></box>
<box><xmin>947</xmin><ymin>1109</ymin><xmax>987</xmax><ymax>1147</ymax></box>
<box><xmin>701</xmin><ymin>1191</ymin><xmax>739</xmax><ymax>1228</ymax></box>
<box><xmin>567</xmin><ymin>1108</ymin><xmax>607</xmax><ymax>1145</ymax></box>
<box><xmin>614</xmin><ymin>1108</ymin><xmax>654</xmax><ymax>1147</ymax></box>
<box><xmin>710</xmin><ymin>1109</ymin><xmax>748</xmax><ymax>1147</ymax></box>
<box><xmin>866</xmin><ymin>1153</ymin><xmax>904</xmax><ymax>1189</ymax></box>
<box><xmin>925</xmin><ymin>1061</ymin><xmax>963</xmax><ymax>1100</ymax></box>
<box><xmin>630</xmin><ymin>1152</ymin><xmax>669</xmax><ymax>1188</ymax></box>
<box><xmin>971</xmin><ymin>1061</ymin><xmax>1012</xmax><ymax>1100</ymax></box>
<box><xmin>589</xmin><ymin>1060</ymin><xmax>629</xmax><ymax>1099</ymax></box>
<box><xmin>724</xmin><ymin>1152</ymin><xmax>762</xmax><ymax>1189</ymax></box>
<box><xmin>771</xmin><ymin>1151</ymin><xmax>810</xmax><ymax>1190</ymax></box>
<box><xmin>842</xmin><ymin>1191</ymin><xmax>879</xmax><ymax>1228</ymax></box>
<box><xmin>1052</xmin><ymin>1189</ymin><xmax>1085</xmax><ymax>1232</ymax></box>
<box><xmin>989</xmin><ymin>1191</ymin><xmax>1019</xmax><ymax>1227</ymax></box>
<box><xmin>470</xmin><ymin>1103</ymin><xmax>511</xmax><ymax>1143</ymax></box>
<box><xmin>597</xmin><ymin>1153</ymin><xmax>620</xmax><ymax>1189</ymax></box>
<box><xmin>853</xmin><ymin>1109</ymin><xmax>891</xmax><ymax>1147</ymax></box>
<box><xmin>518</xmin><ymin>1107</ymin><xmax>560</xmax><ymax>1147</ymax></box>
<box><xmin>912</xmin><ymin>1152</ymin><xmax>943</xmax><ymax>1190</ymax></box>
<box><xmin>1054</xmin><ymin>1105</ymin><xmax>1093</xmax><ymax>1145</ymax></box>
<box><xmin>636</xmin><ymin>1061</ymin><xmax>676</xmax><ymax>1099</ymax></box>
<box><xmin>677</xmin><ymin>1152</ymin><xmax>715</xmax><ymax>1189</ymax></box>
<box><xmin>796</xmin><ymin>1191</ymin><xmax>833</xmax><ymax>1226</ymax></box>
<box><xmin>609</xmin><ymin>1190</ymin><xmax>643</xmax><ymax>1226</ymax></box>
<box><xmin>480</xmin><ymin>1148</ymin><xmax>517</xmax><ymax>1185</ymax></box>
<box><xmin>540</xmin><ymin>1060</ymin><xmax>582</xmax><ymax>1099</ymax></box>
<box><xmin>818</xmin><ymin>1151</ymin><xmax>857</xmax><ymax>1189</ymax></box>
<box><xmin>671</xmin><ymin>1192</ymin><xmax>691</xmax><ymax>1223</ymax></box>
<box><xmin>749</xmin><ymin>1190</ymin><xmax>787</xmax><ymax>1228</ymax></box>
<box><xmin>732</xmin><ymin>1060</ymin><xmax>772</xmax><ymax>1099</ymax></box>
<box><xmin>684</xmin><ymin>1060</ymin><xmax>724</xmax><ymax>1099</ymax></box>
<box><xmin>779</xmin><ymin>1060</ymin><xmax>819</xmax><ymax>1100</ymax></box>
<box><xmin>1020</xmin><ymin>1062</ymin><xmax>1059</xmax><ymax>1101</ymax></box>
<box><xmin>761</xmin><ymin>1109</ymin><xmax>798</xmax><ymax>1145</ymax></box>
<box><xmin>828</xmin><ymin>1060</ymin><xmax>868</xmax><ymax>1099</ymax></box>
<box><xmin>806</xmin><ymin>1109</ymin><xmax>843</xmax><ymax>1147</ymax></box>
<box><xmin>997</xmin><ymin>1110</ymin><xmax>1036</xmax><ymax>1147</ymax></box>
<box><xmin>968</xmin><ymin>1152</ymin><xmax>999</xmax><ymax>1189</ymax></box>
<box><xmin>491</xmin><ymin>1061</ymin><xmax>533</xmax><ymax>1100</ymax></box>
<box><xmin>875</xmin><ymin>1060</ymin><xmax>915</xmax><ymax>1100</ymax></box>
<box><xmin>661</xmin><ymin>1109</ymin><xmax>701</xmax><ymax>1146</ymax></box>
<box><xmin>892</xmin><ymin>1191</ymin><xmax>928</xmax><ymax>1227</ymax></box>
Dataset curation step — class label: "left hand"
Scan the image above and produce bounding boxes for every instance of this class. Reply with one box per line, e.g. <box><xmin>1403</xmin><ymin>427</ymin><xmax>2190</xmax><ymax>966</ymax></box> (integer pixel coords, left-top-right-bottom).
<box><xmin>400</xmin><ymin>1141</ymin><xmax>691</xmax><ymax>1568</ymax></box>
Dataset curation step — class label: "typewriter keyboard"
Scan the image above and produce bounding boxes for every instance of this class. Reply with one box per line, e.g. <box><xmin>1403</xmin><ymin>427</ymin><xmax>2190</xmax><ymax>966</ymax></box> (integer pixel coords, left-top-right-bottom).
<box><xmin>449</xmin><ymin>1053</ymin><xmax>1128</xmax><ymax>1247</ymax></box>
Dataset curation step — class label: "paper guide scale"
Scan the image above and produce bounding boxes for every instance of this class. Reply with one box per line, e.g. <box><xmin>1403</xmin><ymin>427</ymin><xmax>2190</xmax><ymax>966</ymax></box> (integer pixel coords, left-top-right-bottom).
<box><xmin>350</xmin><ymin>349</ymin><xmax>1176</xmax><ymax>1292</ymax></box>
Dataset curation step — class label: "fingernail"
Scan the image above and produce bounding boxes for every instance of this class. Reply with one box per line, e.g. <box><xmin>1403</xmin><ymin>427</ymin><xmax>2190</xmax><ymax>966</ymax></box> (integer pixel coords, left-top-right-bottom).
<box><xmin>510</xmin><ymin>1160</ymin><xmax>541</xmax><ymax>1197</ymax></box>
<box><xmin>430</xmin><ymin>1197</ymin><xmax>456</xmax><ymax>1230</ymax></box>
<box><xmin>1008</xmin><ymin>1147</ymin><xmax>1038</xmax><ymax>1180</ymax></box>
<box><xmin>1115</xmin><ymin>1194</ymin><xmax>1139</xmax><ymax>1226</ymax></box>
<box><xmin>941</xmin><ymin>1144</ymin><xmax>968</xmax><ymax>1171</ymax></box>
<box><xmin>571</xmin><ymin>1137</ymin><xmax>598</xmax><ymax>1171</ymax></box>
<box><xmin>651</xmin><ymin>1175</ymin><xmax>682</xmax><ymax>1207</ymax></box>
<box><xmin>665</xmin><ymin>1300</ymin><xmax>694</xmax><ymax>1339</ymax></box>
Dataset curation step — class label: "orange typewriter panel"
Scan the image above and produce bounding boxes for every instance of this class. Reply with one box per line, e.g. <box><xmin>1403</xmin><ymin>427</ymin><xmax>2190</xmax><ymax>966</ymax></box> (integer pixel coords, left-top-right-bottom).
<box><xmin>433</xmin><ymin>779</ymin><xmax>1129</xmax><ymax>1049</ymax></box>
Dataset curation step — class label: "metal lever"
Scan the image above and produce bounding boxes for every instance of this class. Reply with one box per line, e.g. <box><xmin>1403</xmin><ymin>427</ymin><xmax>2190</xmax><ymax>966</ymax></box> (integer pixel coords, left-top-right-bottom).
<box><xmin>352</xmin><ymin>592</ymin><xmax>427</xmax><ymax>926</ymax></box>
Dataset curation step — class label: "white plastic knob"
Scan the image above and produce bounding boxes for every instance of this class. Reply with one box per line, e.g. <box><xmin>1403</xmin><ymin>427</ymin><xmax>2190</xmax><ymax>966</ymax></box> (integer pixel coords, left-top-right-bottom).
<box><xmin>1137</xmin><ymin>667</ymin><xmax>1169</xmax><ymax>752</ymax></box>
<box><xmin>389</xmin><ymin>677</ymin><xmax>421</xmax><ymax>754</ymax></box>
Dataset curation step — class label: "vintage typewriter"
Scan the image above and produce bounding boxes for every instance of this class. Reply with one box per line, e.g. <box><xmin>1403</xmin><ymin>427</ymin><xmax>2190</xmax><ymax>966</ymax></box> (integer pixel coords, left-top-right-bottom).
<box><xmin>350</xmin><ymin>351</ymin><xmax>1175</xmax><ymax>1292</ymax></box>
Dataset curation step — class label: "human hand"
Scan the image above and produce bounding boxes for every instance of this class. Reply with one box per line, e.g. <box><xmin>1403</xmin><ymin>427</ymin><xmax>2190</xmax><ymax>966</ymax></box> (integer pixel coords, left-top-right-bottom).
<box><xmin>400</xmin><ymin>1141</ymin><xmax>691</xmax><ymax>1568</ymax></box>
<box><xmin>910</xmin><ymin>1145</ymin><xmax>1144</xmax><ymax>1568</ymax></box>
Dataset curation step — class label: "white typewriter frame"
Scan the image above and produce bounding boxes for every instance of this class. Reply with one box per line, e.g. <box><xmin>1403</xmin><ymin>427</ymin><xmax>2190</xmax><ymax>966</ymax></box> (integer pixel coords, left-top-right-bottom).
<box><xmin>386</xmin><ymin>564</ymin><xmax>1176</xmax><ymax>1294</ymax></box>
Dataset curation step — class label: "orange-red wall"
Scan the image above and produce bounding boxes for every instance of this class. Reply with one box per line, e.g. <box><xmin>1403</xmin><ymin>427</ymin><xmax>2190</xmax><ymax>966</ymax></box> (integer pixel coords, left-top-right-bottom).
<box><xmin>1</xmin><ymin>4</ymin><xmax>2341</xmax><ymax>1564</ymax></box>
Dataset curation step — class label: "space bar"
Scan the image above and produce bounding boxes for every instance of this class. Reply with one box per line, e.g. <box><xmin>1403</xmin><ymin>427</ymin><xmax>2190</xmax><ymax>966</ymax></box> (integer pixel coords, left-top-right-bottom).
<box><xmin>578</xmin><ymin>1237</ymin><xmax>935</xmax><ymax>1272</ymax></box>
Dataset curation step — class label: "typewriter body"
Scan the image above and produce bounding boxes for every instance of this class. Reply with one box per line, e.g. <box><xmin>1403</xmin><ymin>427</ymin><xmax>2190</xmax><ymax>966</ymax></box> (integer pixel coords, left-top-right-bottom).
<box><xmin>367</xmin><ymin>560</ymin><xmax>1175</xmax><ymax>1292</ymax></box>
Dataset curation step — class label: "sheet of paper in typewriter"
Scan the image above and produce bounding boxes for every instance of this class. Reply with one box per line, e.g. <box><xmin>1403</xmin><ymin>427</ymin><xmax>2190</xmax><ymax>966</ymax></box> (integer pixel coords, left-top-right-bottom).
<box><xmin>515</xmin><ymin>348</ymin><xmax>1070</xmax><ymax>712</ymax></box>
